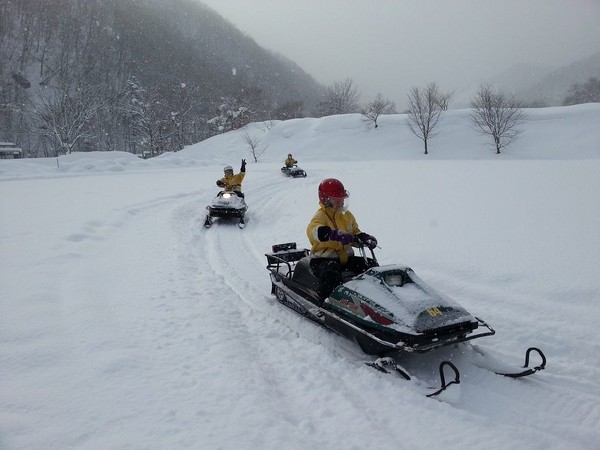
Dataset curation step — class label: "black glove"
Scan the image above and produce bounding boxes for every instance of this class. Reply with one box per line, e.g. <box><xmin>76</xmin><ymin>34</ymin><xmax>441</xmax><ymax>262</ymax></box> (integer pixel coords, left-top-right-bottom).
<box><xmin>216</xmin><ymin>180</ymin><xmax>225</xmax><ymax>187</ymax></box>
<box><xmin>241</xmin><ymin>159</ymin><xmax>246</xmax><ymax>172</ymax></box>
<box><xmin>357</xmin><ymin>232</ymin><xmax>378</xmax><ymax>249</ymax></box>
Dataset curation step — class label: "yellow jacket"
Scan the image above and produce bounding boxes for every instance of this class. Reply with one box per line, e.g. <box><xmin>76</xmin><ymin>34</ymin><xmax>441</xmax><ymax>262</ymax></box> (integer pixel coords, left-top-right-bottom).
<box><xmin>218</xmin><ymin>172</ymin><xmax>245</xmax><ymax>191</ymax></box>
<box><xmin>306</xmin><ymin>204</ymin><xmax>361</xmax><ymax>264</ymax></box>
<box><xmin>285</xmin><ymin>157</ymin><xmax>297</xmax><ymax>167</ymax></box>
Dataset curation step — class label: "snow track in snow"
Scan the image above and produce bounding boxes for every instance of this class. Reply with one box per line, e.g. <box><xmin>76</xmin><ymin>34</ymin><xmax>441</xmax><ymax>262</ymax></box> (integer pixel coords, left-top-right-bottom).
<box><xmin>185</xmin><ymin>167</ymin><xmax>600</xmax><ymax>449</ymax></box>
<box><xmin>191</xmin><ymin>175</ymin><xmax>434</xmax><ymax>444</ymax></box>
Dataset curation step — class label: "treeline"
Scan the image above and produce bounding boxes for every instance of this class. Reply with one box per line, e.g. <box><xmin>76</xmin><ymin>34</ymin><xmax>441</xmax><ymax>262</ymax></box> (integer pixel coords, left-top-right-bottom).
<box><xmin>0</xmin><ymin>0</ymin><xmax>324</xmax><ymax>157</ymax></box>
<box><xmin>563</xmin><ymin>77</ymin><xmax>600</xmax><ymax>106</ymax></box>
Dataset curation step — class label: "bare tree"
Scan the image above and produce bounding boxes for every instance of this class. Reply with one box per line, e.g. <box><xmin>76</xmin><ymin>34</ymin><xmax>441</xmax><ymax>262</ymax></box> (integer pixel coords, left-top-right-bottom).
<box><xmin>470</xmin><ymin>84</ymin><xmax>526</xmax><ymax>154</ymax></box>
<box><xmin>361</xmin><ymin>93</ymin><xmax>396</xmax><ymax>128</ymax></box>
<box><xmin>242</xmin><ymin>131</ymin><xmax>265</xmax><ymax>162</ymax></box>
<box><xmin>272</xmin><ymin>100</ymin><xmax>304</xmax><ymax>120</ymax></box>
<box><xmin>167</xmin><ymin>83</ymin><xmax>201</xmax><ymax>151</ymax></box>
<box><xmin>208</xmin><ymin>86</ymin><xmax>266</xmax><ymax>135</ymax></box>
<box><xmin>207</xmin><ymin>96</ymin><xmax>249</xmax><ymax>135</ymax></box>
<box><xmin>406</xmin><ymin>82</ymin><xmax>446</xmax><ymax>155</ymax></box>
<box><xmin>29</xmin><ymin>85</ymin><xmax>103</xmax><ymax>155</ymax></box>
<box><xmin>436</xmin><ymin>91</ymin><xmax>453</xmax><ymax>111</ymax></box>
<box><xmin>563</xmin><ymin>77</ymin><xmax>600</xmax><ymax>105</ymax></box>
<box><xmin>118</xmin><ymin>83</ymin><xmax>170</xmax><ymax>157</ymax></box>
<box><xmin>324</xmin><ymin>77</ymin><xmax>360</xmax><ymax>115</ymax></box>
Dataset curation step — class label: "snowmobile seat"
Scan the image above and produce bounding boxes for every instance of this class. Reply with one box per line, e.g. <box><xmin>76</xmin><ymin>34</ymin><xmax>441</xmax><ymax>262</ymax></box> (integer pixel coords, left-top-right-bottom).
<box><xmin>291</xmin><ymin>256</ymin><xmax>322</xmax><ymax>295</ymax></box>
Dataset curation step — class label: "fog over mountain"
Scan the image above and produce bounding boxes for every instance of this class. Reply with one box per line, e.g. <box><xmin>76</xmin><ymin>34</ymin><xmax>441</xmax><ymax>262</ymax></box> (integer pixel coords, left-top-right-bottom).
<box><xmin>451</xmin><ymin>50</ymin><xmax>600</xmax><ymax>108</ymax></box>
<box><xmin>202</xmin><ymin>0</ymin><xmax>600</xmax><ymax>110</ymax></box>
<box><xmin>514</xmin><ymin>50</ymin><xmax>600</xmax><ymax>106</ymax></box>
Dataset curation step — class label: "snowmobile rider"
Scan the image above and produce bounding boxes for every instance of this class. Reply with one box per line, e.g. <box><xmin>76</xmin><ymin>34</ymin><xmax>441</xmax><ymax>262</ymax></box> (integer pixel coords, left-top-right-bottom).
<box><xmin>284</xmin><ymin>153</ymin><xmax>297</xmax><ymax>168</ymax></box>
<box><xmin>216</xmin><ymin>159</ymin><xmax>246</xmax><ymax>197</ymax></box>
<box><xmin>306</xmin><ymin>178</ymin><xmax>378</xmax><ymax>298</ymax></box>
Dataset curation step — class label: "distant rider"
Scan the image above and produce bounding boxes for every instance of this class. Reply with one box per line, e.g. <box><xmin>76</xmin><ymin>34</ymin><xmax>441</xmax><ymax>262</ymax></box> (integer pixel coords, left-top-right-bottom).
<box><xmin>284</xmin><ymin>153</ymin><xmax>297</xmax><ymax>168</ymax></box>
<box><xmin>217</xmin><ymin>159</ymin><xmax>246</xmax><ymax>197</ymax></box>
<box><xmin>306</xmin><ymin>178</ymin><xmax>377</xmax><ymax>298</ymax></box>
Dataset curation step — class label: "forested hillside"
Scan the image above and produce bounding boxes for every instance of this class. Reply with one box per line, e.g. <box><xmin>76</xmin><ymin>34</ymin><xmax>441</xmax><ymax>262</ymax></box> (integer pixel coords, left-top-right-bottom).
<box><xmin>0</xmin><ymin>0</ymin><xmax>324</xmax><ymax>157</ymax></box>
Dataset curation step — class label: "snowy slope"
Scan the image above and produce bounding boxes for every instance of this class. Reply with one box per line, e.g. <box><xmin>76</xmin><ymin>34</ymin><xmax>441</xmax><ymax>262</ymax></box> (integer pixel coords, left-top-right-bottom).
<box><xmin>1</xmin><ymin>106</ymin><xmax>600</xmax><ymax>449</ymax></box>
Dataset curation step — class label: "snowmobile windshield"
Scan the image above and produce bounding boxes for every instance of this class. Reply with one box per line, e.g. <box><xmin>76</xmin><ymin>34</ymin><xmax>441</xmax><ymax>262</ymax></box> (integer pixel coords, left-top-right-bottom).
<box><xmin>385</xmin><ymin>274</ymin><xmax>405</xmax><ymax>286</ymax></box>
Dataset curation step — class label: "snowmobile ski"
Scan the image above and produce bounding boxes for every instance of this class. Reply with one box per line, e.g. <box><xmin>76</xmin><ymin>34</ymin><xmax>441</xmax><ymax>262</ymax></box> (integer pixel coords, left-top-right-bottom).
<box><xmin>496</xmin><ymin>347</ymin><xmax>546</xmax><ymax>378</ymax></box>
<box><xmin>472</xmin><ymin>346</ymin><xmax>547</xmax><ymax>378</ymax></box>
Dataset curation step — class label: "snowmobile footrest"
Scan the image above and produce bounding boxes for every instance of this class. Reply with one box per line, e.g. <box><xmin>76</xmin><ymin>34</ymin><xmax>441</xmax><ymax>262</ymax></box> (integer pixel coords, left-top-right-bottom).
<box><xmin>426</xmin><ymin>361</ymin><xmax>460</xmax><ymax>397</ymax></box>
<box><xmin>365</xmin><ymin>357</ymin><xmax>410</xmax><ymax>379</ymax></box>
<box><xmin>366</xmin><ymin>358</ymin><xmax>459</xmax><ymax>397</ymax></box>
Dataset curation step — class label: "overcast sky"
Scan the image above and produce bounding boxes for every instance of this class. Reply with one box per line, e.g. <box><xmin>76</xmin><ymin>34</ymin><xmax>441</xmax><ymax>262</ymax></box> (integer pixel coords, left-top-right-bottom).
<box><xmin>200</xmin><ymin>0</ymin><xmax>600</xmax><ymax>109</ymax></box>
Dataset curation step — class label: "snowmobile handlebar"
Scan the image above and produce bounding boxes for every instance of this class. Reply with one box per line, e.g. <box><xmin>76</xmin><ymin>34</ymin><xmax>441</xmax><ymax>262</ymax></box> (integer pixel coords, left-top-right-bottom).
<box><xmin>353</xmin><ymin>239</ymin><xmax>379</xmax><ymax>266</ymax></box>
<box><xmin>353</xmin><ymin>234</ymin><xmax>378</xmax><ymax>250</ymax></box>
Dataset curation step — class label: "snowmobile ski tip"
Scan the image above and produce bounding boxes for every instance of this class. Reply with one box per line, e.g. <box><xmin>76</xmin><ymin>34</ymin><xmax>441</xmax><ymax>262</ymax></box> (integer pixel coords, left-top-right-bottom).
<box><xmin>495</xmin><ymin>347</ymin><xmax>547</xmax><ymax>378</ymax></box>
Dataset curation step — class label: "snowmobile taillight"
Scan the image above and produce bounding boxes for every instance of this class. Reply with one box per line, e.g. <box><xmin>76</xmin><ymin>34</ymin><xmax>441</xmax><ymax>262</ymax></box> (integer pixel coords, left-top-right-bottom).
<box><xmin>360</xmin><ymin>303</ymin><xmax>393</xmax><ymax>326</ymax></box>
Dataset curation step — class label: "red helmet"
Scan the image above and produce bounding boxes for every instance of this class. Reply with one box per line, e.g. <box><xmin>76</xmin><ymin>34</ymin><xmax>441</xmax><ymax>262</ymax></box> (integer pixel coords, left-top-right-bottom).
<box><xmin>318</xmin><ymin>178</ymin><xmax>348</xmax><ymax>204</ymax></box>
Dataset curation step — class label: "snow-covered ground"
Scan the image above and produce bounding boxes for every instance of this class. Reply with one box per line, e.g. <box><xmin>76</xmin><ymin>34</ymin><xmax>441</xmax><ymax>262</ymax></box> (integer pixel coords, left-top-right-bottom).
<box><xmin>1</xmin><ymin>106</ymin><xmax>600</xmax><ymax>449</ymax></box>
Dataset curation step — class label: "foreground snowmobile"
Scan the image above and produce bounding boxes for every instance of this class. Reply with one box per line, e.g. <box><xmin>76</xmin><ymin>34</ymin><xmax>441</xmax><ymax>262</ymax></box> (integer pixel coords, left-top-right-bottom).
<box><xmin>266</xmin><ymin>241</ymin><xmax>546</xmax><ymax>397</ymax></box>
<box><xmin>281</xmin><ymin>165</ymin><xmax>307</xmax><ymax>178</ymax></box>
<box><xmin>204</xmin><ymin>189</ymin><xmax>248</xmax><ymax>229</ymax></box>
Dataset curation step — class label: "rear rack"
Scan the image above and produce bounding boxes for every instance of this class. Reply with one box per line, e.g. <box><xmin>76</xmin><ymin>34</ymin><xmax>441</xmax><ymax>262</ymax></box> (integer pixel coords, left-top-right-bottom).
<box><xmin>266</xmin><ymin>242</ymin><xmax>309</xmax><ymax>279</ymax></box>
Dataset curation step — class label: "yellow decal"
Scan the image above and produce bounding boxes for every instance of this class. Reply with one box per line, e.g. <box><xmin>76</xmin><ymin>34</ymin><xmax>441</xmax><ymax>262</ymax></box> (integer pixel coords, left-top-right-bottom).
<box><xmin>426</xmin><ymin>307</ymin><xmax>443</xmax><ymax>317</ymax></box>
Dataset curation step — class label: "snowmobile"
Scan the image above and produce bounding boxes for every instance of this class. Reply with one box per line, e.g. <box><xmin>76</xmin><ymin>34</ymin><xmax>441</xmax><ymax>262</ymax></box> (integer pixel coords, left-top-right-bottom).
<box><xmin>265</xmin><ymin>240</ymin><xmax>546</xmax><ymax>397</ymax></box>
<box><xmin>281</xmin><ymin>165</ymin><xmax>307</xmax><ymax>178</ymax></box>
<box><xmin>204</xmin><ymin>188</ymin><xmax>248</xmax><ymax>229</ymax></box>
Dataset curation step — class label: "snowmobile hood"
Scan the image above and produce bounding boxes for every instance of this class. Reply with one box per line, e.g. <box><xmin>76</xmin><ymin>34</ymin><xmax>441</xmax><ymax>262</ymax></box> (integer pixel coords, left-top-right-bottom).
<box><xmin>328</xmin><ymin>265</ymin><xmax>477</xmax><ymax>334</ymax></box>
<box><xmin>210</xmin><ymin>191</ymin><xmax>246</xmax><ymax>209</ymax></box>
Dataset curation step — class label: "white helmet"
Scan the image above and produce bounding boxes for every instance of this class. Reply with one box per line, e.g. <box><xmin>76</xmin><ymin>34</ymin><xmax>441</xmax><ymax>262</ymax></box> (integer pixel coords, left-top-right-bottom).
<box><xmin>223</xmin><ymin>165</ymin><xmax>233</xmax><ymax>172</ymax></box>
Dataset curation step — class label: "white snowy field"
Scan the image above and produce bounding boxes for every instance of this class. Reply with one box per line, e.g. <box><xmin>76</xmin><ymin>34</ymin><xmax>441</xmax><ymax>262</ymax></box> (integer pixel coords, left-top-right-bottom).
<box><xmin>1</xmin><ymin>105</ymin><xmax>600</xmax><ymax>449</ymax></box>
